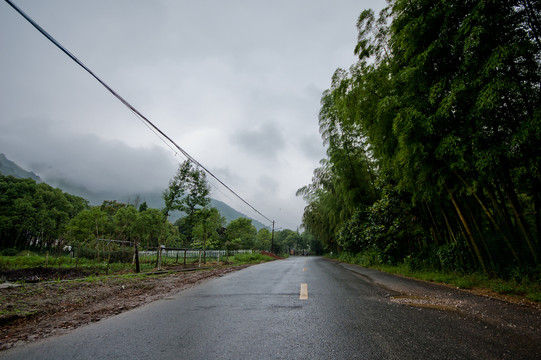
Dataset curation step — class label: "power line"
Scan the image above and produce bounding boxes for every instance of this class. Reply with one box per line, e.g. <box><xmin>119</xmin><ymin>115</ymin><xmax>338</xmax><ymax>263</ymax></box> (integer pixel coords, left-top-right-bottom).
<box><xmin>5</xmin><ymin>0</ymin><xmax>274</xmax><ymax>225</ymax></box>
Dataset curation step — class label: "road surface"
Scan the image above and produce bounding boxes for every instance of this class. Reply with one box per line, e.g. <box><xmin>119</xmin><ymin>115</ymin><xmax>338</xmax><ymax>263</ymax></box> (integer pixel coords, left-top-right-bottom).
<box><xmin>1</xmin><ymin>257</ymin><xmax>539</xmax><ymax>359</ymax></box>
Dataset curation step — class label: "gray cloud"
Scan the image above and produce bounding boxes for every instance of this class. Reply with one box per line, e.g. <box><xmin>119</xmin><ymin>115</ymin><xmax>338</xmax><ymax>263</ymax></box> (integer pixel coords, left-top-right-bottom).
<box><xmin>0</xmin><ymin>117</ymin><xmax>177</xmax><ymax>194</ymax></box>
<box><xmin>231</xmin><ymin>122</ymin><xmax>285</xmax><ymax>159</ymax></box>
<box><xmin>258</xmin><ymin>175</ymin><xmax>280</xmax><ymax>194</ymax></box>
<box><xmin>0</xmin><ymin>0</ymin><xmax>387</xmax><ymax>230</ymax></box>
<box><xmin>300</xmin><ymin>135</ymin><xmax>326</xmax><ymax>161</ymax></box>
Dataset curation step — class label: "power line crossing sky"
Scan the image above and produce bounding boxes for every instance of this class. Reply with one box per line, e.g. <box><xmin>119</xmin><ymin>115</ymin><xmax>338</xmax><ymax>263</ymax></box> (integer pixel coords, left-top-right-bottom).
<box><xmin>0</xmin><ymin>0</ymin><xmax>386</xmax><ymax>230</ymax></box>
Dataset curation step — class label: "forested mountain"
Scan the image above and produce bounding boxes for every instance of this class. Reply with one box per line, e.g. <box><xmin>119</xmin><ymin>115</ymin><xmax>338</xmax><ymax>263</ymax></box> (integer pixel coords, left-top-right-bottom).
<box><xmin>0</xmin><ymin>153</ymin><xmax>266</xmax><ymax>230</ymax></box>
<box><xmin>210</xmin><ymin>199</ymin><xmax>266</xmax><ymax>230</ymax></box>
<box><xmin>0</xmin><ymin>153</ymin><xmax>41</xmax><ymax>182</ymax></box>
<box><xmin>298</xmin><ymin>0</ymin><xmax>540</xmax><ymax>275</ymax></box>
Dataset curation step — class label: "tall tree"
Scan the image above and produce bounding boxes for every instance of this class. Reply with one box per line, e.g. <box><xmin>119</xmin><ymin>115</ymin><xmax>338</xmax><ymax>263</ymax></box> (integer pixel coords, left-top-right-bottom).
<box><xmin>226</xmin><ymin>218</ymin><xmax>257</xmax><ymax>250</ymax></box>
<box><xmin>255</xmin><ymin>228</ymin><xmax>272</xmax><ymax>251</ymax></box>
<box><xmin>163</xmin><ymin>160</ymin><xmax>211</xmax><ymax>246</ymax></box>
<box><xmin>299</xmin><ymin>0</ymin><xmax>540</xmax><ymax>273</ymax></box>
<box><xmin>191</xmin><ymin>207</ymin><xmax>226</xmax><ymax>250</ymax></box>
<box><xmin>0</xmin><ymin>175</ymin><xmax>88</xmax><ymax>249</ymax></box>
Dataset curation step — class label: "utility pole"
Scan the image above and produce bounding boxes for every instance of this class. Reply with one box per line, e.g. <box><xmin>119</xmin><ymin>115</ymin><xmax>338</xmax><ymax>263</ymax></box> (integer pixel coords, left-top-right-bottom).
<box><xmin>271</xmin><ymin>220</ymin><xmax>275</xmax><ymax>255</ymax></box>
<box><xmin>203</xmin><ymin>221</ymin><xmax>207</xmax><ymax>265</ymax></box>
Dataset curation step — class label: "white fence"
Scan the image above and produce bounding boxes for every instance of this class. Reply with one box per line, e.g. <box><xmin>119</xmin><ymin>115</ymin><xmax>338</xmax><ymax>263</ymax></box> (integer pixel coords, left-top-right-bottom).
<box><xmin>139</xmin><ymin>249</ymin><xmax>253</xmax><ymax>259</ymax></box>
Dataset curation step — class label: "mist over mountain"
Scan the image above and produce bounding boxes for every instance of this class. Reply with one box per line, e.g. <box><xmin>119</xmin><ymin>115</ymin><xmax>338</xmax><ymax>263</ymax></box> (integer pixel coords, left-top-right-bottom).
<box><xmin>0</xmin><ymin>153</ymin><xmax>41</xmax><ymax>182</ymax></box>
<box><xmin>0</xmin><ymin>153</ymin><xmax>267</xmax><ymax>230</ymax></box>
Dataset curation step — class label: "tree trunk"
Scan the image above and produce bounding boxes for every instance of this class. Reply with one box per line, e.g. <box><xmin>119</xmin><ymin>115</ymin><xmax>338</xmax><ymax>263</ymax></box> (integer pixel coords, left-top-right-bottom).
<box><xmin>441</xmin><ymin>208</ymin><xmax>458</xmax><ymax>243</ymax></box>
<box><xmin>465</xmin><ymin>200</ymin><xmax>495</xmax><ymax>269</ymax></box>
<box><xmin>445</xmin><ymin>182</ymin><xmax>488</xmax><ymax>274</ymax></box>
<box><xmin>134</xmin><ymin>242</ymin><xmax>140</xmax><ymax>273</ymax></box>
<box><xmin>486</xmin><ymin>183</ymin><xmax>514</xmax><ymax>239</ymax></box>
<box><xmin>502</xmin><ymin>169</ymin><xmax>538</xmax><ymax>264</ymax></box>
<box><xmin>424</xmin><ymin>201</ymin><xmax>442</xmax><ymax>245</ymax></box>
<box><xmin>441</xmin><ymin>208</ymin><xmax>467</xmax><ymax>269</ymax></box>
<box><xmin>456</xmin><ymin>173</ymin><xmax>521</xmax><ymax>264</ymax></box>
<box><xmin>534</xmin><ymin>178</ymin><xmax>541</xmax><ymax>247</ymax></box>
<box><xmin>494</xmin><ymin>179</ymin><xmax>516</xmax><ymax>233</ymax></box>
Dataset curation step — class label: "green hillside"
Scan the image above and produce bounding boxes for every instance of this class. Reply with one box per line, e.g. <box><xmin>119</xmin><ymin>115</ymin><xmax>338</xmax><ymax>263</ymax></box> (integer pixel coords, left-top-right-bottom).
<box><xmin>0</xmin><ymin>153</ymin><xmax>267</xmax><ymax>230</ymax></box>
<box><xmin>0</xmin><ymin>153</ymin><xmax>41</xmax><ymax>182</ymax></box>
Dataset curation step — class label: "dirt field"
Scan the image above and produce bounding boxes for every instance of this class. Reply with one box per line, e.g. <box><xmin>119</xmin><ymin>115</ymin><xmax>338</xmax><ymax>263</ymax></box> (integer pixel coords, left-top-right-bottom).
<box><xmin>0</xmin><ymin>265</ymin><xmax>249</xmax><ymax>351</ymax></box>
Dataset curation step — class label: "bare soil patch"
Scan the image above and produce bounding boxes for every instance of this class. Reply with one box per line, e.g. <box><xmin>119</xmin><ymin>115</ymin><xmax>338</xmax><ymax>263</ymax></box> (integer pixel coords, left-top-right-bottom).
<box><xmin>1</xmin><ymin>267</ymin><xmax>94</xmax><ymax>283</ymax></box>
<box><xmin>0</xmin><ymin>265</ymin><xmax>249</xmax><ymax>351</ymax></box>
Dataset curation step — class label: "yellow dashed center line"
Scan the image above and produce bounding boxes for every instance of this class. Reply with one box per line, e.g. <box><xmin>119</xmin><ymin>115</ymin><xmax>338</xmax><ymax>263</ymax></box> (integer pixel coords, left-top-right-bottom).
<box><xmin>303</xmin><ymin>267</ymin><xmax>306</xmax><ymax>272</ymax></box>
<box><xmin>300</xmin><ymin>283</ymin><xmax>308</xmax><ymax>300</ymax></box>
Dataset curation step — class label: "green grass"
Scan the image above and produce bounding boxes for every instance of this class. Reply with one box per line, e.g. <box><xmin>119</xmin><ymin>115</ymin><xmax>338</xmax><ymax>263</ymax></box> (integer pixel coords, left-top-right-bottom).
<box><xmin>0</xmin><ymin>253</ymin><xmax>155</xmax><ymax>275</ymax></box>
<box><xmin>527</xmin><ymin>292</ymin><xmax>541</xmax><ymax>302</ymax></box>
<box><xmin>0</xmin><ymin>306</ymin><xmax>40</xmax><ymax>319</ymax></box>
<box><xmin>230</xmin><ymin>253</ymin><xmax>275</xmax><ymax>264</ymax></box>
<box><xmin>0</xmin><ymin>251</ymin><xmax>275</xmax><ymax>281</ymax></box>
<box><xmin>329</xmin><ymin>253</ymin><xmax>541</xmax><ymax>302</ymax></box>
<box><xmin>383</xmin><ymin>265</ymin><xmax>484</xmax><ymax>290</ymax></box>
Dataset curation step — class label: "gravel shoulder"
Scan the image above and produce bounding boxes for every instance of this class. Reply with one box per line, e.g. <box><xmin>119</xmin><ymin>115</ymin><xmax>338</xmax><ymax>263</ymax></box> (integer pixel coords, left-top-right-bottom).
<box><xmin>334</xmin><ymin>260</ymin><xmax>541</xmax><ymax>341</ymax></box>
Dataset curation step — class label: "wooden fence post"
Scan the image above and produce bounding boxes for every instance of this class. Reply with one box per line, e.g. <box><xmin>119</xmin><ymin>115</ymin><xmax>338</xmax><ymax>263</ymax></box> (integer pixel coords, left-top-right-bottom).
<box><xmin>134</xmin><ymin>242</ymin><xmax>140</xmax><ymax>273</ymax></box>
<box><xmin>158</xmin><ymin>245</ymin><xmax>163</xmax><ymax>270</ymax></box>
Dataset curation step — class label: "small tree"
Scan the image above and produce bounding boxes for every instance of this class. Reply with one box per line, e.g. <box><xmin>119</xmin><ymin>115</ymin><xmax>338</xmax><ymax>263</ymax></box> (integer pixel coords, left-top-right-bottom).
<box><xmin>226</xmin><ymin>218</ymin><xmax>257</xmax><ymax>250</ymax></box>
<box><xmin>255</xmin><ymin>228</ymin><xmax>272</xmax><ymax>251</ymax></box>
<box><xmin>191</xmin><ymin>207</ymin><xmax>226</xmax><ymax>250</ymax></box>
<box><xmin>162</xmin><ymin>160</ymin><xmax>211</xmax><ymax>246</ymax></box>
<box><xmin>135</xmin><ymin>208</ymin><xmax>166</xmax><ymax>247</ymax></box>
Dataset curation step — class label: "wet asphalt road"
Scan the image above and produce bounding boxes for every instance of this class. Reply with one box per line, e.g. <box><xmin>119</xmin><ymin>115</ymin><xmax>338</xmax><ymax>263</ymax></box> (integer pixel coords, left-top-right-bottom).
<box><xmin>1</xmin><ymin>256</ymin><xmax>539</xmax><ymax>359</ymax></box>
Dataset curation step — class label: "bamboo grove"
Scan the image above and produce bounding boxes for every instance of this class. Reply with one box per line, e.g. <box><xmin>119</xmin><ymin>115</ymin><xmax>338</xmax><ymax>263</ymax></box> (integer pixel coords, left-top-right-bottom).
<box><xmin>297</xmin><ymin>0</ymin><xmax>541</xmax><ymax>275</ymax></box>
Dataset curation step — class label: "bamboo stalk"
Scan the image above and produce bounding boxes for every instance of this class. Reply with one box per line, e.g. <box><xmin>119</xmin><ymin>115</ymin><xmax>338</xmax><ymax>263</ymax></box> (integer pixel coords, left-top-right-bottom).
<box><xmin>455</xmin><ymin>172</ymin><xmax>521</xmax><ymax>264</ymax></box>
<box><xmin>445</xmin><ymin>181</ymin><xmax>488</xmax><ymax>274</ymax></box>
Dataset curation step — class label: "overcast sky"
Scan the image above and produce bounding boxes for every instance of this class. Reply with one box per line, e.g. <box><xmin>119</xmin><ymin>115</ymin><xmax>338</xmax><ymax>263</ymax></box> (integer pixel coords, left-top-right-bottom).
<box><xmin>0</xmin><ymin>0</ymin><xmax>386</xmax><ymax>230</ymax></box>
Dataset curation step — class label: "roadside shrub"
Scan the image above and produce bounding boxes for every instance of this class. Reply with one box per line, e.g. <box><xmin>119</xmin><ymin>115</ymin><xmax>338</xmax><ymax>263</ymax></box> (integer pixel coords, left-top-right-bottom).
<box><xmin>74</xmin><ymin>246</ymin><xmax>92</xmax><ymax>260</ymax></box>
<box><xmin>107</xmin><ymin>249</ymin><xmax>133</xmax><ymax>263</ymax></box>
<box><xmin>338</xmin><ymin>252</ymin><xmax>355</xmax><ymax>264</ymax></box>
<box><xmin>403</xmin><ymin>241</ymin><xmax>472</xmax><ymax>274</ymax></box>
<box><xmin>0</xmin><ymin>254</ymin><xmax>46</xmax><ymax>268</ymax></box>
<box><xmin>232</xmin><ymin>253</ymin><xmax>274</xmax><ymax>264</ymax></box>
<box><xmin>1</xmin><ymin>248</ymin><xmax>18</xmax><ymax>256</ymax></box>
<box><xmin>508</xmin><ymin>266</ymin><xmax>540</xmax><ymax>284</ymax></box>
<box><xmin>527</xmin><ymin>292</ymin><xmax>541</xmax><ymax>302</ymax></box>
<box><xmin>336</xmin><ymin>251</ymin><xmax>383</xmax><ymax>267</ymax></box>
<box><xmin>451</xmin><ymin>276</ymin><xmax>477</xmax><ymax>290</ymax></box>
<box><xmin>403</xmin><ymin>254</ymin><xmax>419</xmax><ymax>271</ymax></box>
<box><xmin>436</xmin><ymin>241</ymin><xmax>472</xmax><ymax>273</ymax></box>
<box><xmin>357</xmin><ymin>251</ymin><xmax>383</xmax><ymax>267</ymax></box>
<box><xmin>75</xmin><ymin>245</ymin><xmax>133</xmax><ymax>263</ymax></box>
